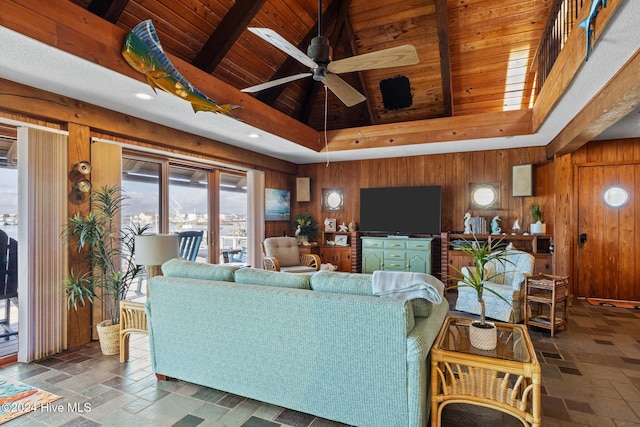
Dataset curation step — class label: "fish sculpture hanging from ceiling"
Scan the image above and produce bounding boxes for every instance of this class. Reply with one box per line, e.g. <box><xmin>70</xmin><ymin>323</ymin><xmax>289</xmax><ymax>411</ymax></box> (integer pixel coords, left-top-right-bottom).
<box><xmin>579</xmin><ymin>0</ymin><xmax>607</xmax><ymax>61</ymax></box>
<box><xmin>122</xmin><ymin>20</ymin><xmax>241</xmax><ymax>118</ymax></box>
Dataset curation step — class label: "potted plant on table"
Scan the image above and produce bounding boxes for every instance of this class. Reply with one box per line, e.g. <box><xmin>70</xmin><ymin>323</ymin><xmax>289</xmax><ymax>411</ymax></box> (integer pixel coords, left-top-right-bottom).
<box><xmin>63</xmin><ymin>185</ymin><xmax>149</xmax><ymax>355</ymax></box>
<box><xmin>530</xmin><ymin>204</ymin><xmax>545</xmax><ymax>234</ymax></box>
<box><xmin>293</xmin><ymin>213</ymin><xmax>318</xmax><ymax>244</ymax></box>
<box><xmin>447</xmin><ymin>235</ymin><xmax>513</xmax><ymax>350</ymax></box>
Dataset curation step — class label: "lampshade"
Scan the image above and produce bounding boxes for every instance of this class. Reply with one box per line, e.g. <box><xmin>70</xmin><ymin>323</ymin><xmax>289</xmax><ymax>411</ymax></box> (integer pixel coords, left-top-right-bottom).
<box><xmin>135</xmin><ymin>234</ymin><xmax>180</xmax><ymax>266</ymax></box>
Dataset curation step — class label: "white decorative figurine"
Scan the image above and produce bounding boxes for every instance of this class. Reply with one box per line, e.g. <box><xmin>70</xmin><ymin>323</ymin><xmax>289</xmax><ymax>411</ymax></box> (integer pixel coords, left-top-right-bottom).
<box><xmin>338</xmin><ymin>222</ymin><xmax>349</xmax><ymax>232</ymax></box>
<box><xmin>491</xmin><ymin>215</ymin><xmax>501</xmax><ymax>235</ymax></box>
<box><xmin>512</xmin><ymin>218</ymin><xmax>521</xmax><ymax>234</ymax></box>
<box><xmin>463</xmin><ymin>212</ymin><xmax>472</xmax><ymax>234</ymax></box>
<box><xmin>295</xmin><ymin>225</ymin><xmax>301</xmax><ymax>237</ymax></box>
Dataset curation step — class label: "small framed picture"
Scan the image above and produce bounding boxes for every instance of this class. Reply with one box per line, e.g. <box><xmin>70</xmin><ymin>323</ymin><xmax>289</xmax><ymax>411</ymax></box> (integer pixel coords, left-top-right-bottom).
<box><xmin>335</xmin><ymin>235</ymin><xmax>348</xmax><ymax>246</ymax></box>
<box><xmin>324</xmin><ymin>218</ymin><xmax>336</xmax><ymax>232</ymax></box>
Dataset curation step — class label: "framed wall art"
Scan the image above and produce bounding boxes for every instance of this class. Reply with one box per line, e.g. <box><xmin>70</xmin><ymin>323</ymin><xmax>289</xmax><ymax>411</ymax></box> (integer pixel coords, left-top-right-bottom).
<box><xmin>265</xmin><ymin>188</ymin><xmax>290</xmax><ymax>221</ymax></box>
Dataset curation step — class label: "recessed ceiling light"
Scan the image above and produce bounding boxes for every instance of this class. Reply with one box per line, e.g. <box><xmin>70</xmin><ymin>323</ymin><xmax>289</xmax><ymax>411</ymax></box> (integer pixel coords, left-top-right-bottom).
<box><xmin>247</xmin><ymin>133</ymin><xmax>260</xmax><ymax>139</ymax></box>
<box><xmin>133</xmin><ymin>92</ymin><xmax>154</xmax><ymax>100</ymax></box>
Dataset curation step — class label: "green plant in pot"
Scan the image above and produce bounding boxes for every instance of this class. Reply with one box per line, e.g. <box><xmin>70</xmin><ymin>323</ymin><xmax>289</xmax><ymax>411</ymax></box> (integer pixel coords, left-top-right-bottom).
<box><xmin>447</xmin><ymin>235</ymin><xmax>513</xmax><ymax>350</ymax></box>
<box><xmin>293</xmin><ymin>213</ymin><xmax>318</xmax><ymax>243</ymax></box>
<box><xmin>530</xmin><ymin>204</ymin><xmax>545</xmax><ymax>234</ymax></box>
<box><xmin>63</xmin><ymin>185</ymin><xmax>150</xmax><ymax>355</ymax></box>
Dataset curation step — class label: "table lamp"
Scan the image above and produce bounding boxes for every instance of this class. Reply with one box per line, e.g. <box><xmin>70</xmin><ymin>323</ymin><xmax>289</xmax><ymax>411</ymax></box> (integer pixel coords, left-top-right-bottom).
<box><xmin>135</xmin><ymin>234</ymin><xmax>180</xmax><ymax>282</ymax></box>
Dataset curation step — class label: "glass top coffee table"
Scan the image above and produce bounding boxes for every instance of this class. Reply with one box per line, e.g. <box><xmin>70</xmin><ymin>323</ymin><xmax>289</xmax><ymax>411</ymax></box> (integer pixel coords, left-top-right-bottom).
<box><xmin>431</xmin><ymin>316</ymin><xmax>541</xmax><ymax>427</ymax></box>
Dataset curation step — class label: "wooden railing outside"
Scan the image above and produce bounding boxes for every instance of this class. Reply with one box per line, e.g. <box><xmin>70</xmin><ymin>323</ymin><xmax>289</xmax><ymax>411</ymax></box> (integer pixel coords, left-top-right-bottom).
<box><xmin>535</xmin><ymin>0</ymin><xmax>586</xmax><ymax>94</ymax></box>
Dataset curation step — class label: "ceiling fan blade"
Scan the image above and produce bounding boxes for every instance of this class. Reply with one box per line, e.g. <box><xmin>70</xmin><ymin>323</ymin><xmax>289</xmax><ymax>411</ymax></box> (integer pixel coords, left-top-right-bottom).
<box><xmin>248</xmin><ymin>28</ymin><xmax>318</xmax><ymax>69</ymax></box>
<box><xmin>327</xmin><ymin>44</ymin><xmax>419</xmax><ymax>74</ymax></box>
<box><xmin>324</xmin><ymin>73</ymin><xmax>366</xmax><ymax>107</ymax></box>
<box><xmin>241</xmin><ymin>73</ymin><xmax>312</xmax><ymax>93</ymax></box>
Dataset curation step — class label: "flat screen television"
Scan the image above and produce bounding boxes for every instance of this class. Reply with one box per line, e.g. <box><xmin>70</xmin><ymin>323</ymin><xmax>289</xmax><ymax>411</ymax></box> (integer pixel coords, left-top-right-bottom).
<box><xmin>360</xmin><ymin>186</ymin><xmax>441</xmax><ymax>235</ymax></box>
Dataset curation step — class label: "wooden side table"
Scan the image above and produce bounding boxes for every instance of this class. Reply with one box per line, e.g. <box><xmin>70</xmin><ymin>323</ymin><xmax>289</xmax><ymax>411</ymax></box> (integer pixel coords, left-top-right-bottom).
<box><xmin>524</xmin><ymin>274</ymin><xmax>570</xmax><ymax>337</ymax></box>
<box><xmin>431</xmin><ymin>316</ymin><xmax>541</xmax><ymax>427</ymax></box>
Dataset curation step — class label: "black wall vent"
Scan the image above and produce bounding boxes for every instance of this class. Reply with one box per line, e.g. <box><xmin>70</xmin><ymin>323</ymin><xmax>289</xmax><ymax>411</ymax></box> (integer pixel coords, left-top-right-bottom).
<box><xmin>379</xmin><ymin>76</ymin><xmax>412</xmax><ymax>110</ymax></box>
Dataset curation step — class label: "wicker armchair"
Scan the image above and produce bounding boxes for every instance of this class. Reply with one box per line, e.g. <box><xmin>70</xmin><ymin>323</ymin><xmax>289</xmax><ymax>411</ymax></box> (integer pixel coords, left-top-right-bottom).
<box><xmin>261</xmin><ymin>237</ymin><xmax>321</xmax><ymax>273</ymax></box>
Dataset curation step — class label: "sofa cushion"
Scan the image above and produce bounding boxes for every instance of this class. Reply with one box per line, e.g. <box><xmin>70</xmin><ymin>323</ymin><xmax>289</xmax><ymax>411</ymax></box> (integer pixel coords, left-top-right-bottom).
<box><xmin>310</xmin><ymin>271</ymin><xmax>372</xmax><ymax>295</ymax></box>
<box><xmin>311</xmin><ymin>271</ymin><xmax>432</xmax><ymax>317</ymax></box>
<box><xmin>161</xmin><ymin>258</ymin><xmax>238</xmax><ymax>282</ymax></box>
<box><xmin>234</xmin><ymin>267</ymin><xmax>311</xmax><ymax>289</ymax></box>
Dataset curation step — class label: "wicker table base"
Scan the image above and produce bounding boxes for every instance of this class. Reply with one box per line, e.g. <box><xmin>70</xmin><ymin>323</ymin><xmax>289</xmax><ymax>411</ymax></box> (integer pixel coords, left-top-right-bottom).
<box><xmin>431</xmin><ymin>316</ymin><xmax>541</xmax><ymax>427</ymax></box>
<box><xmin>119</xmin><ymin>300</ymin><xmax>148</xmax><ymax>363</ymax></box>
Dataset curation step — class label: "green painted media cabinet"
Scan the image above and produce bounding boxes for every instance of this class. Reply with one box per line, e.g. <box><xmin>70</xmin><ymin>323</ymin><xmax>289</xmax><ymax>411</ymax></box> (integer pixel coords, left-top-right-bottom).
<box><xmin>361</xmin><ymin>237</ymin><xmax>432</xmax><ymax>274</ymax></box>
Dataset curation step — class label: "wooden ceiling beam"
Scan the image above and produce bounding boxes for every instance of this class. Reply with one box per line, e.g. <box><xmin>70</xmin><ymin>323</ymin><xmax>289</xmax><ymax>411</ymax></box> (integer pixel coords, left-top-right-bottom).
<box><xmin>0</xmin><ymin>0</ymin><xmax>321</xmax><ymax>152</ymax></box>
<box><xmin>0</xmin><ymin>78</ymin><xmax>298</xmax><ymax>174</ymax></box>
<box><xmin>87</xmin><ymin>0</ymin><xmax>129</xmax><ymax>23</ymax></box>
<box><xmin>547</xmin><ymin>49</ymin><xmax>640</xmax><ymax>158</ymax></box>
<box><xmin>435</xmin><ymin>0</ymin><xmax>452</xmax><ymax>117</ymax></box>
<box><xmin>191</xmin><ymin>0</ymin><xmax>267</xmax><ymax>73</ymax></box>
<box><xmin>256</xmin><ymin>0</ymin><xmax>341</xmax><ymax>105</ymax></box>
<box><xmin>341</xmin><ymin>4</ymin><xmax>375</xmax><ymax>126</ymax></box>
<box><xmin>324</xmin><ymin>109</ymin><xmax>533</xmax><ymax>151</ymax></box>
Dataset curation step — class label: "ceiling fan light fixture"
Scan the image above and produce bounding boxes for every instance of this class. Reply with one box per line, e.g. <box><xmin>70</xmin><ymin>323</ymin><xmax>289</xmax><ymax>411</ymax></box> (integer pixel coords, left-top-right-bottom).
<box><xmin>312</xmin><ymin>68</ymin><xmax>327</xmax><ymax>82</ymax></box>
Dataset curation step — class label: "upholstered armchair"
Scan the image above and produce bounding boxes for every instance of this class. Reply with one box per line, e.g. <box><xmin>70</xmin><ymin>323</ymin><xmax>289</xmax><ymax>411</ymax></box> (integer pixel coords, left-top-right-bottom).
<box><xmin>261</xmin><ymin>237</ymin><xmax>321</xmax><ymax>273</ymax></box>
<box><xmin>455</xmin><ymin>250</ymin><xmax>535</xmax><ymax>323</ymax></box>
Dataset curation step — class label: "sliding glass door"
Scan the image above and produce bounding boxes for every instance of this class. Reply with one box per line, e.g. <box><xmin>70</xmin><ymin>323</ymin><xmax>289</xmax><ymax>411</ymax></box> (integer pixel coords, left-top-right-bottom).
<box><xmin>122</xmin><ymin>153</ymin><xmax>248</xmax><ymax>268</ymax></box>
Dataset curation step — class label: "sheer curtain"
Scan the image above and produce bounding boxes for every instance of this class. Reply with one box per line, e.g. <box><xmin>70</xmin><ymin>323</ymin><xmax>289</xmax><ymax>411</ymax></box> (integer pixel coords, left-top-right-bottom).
<box><xmin>17</xmin><ymin>127</ymin><xmax>68</xmax><ymax>362</ymax></box>
<box><xmin>246</xmin><ymin>171</ymin><xmax>265</xmax><ymax>269</ymax></box>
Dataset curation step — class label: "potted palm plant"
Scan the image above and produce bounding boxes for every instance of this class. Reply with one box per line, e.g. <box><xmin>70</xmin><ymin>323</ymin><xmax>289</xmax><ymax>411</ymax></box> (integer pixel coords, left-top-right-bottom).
<box><xmin>63</xmin><ymin>185</ymin><xmax>149</xmax><ymax>355</ymax></box>
<box><xmin>448</xmin><ymin>235</ymin><xmax>512</xmax><ymax>350</ymax></box>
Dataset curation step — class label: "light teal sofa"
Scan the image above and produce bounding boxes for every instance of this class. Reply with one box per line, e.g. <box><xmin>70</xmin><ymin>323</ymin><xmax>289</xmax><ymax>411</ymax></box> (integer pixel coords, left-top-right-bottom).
<box><xmin>146</xmin><ymin>259</ymin><xmax>449</xmax><ymax>427</ymax></box>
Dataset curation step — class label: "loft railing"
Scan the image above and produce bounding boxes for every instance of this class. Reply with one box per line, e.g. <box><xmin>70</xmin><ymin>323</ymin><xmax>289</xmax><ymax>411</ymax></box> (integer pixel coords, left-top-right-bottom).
<box><xmin>534</xmin><ymin>0</ymin><xmax>586</xmax><ymax>94</ymax></box>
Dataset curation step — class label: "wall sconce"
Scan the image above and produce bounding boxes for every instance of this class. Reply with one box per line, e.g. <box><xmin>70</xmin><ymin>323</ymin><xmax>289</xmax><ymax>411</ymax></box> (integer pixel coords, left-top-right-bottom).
<box><xmin>69</xmin><ymin>160</ymin><xmax>92</xmax><ymax>202</ymax></box>
<box><xmin>73</xmin><ymin>178</ymin><xmax>92</xmax><ymax>193</ymax></box>
<box><xmin>73</xmin><ymin>161</ymin><xmax>92</xmax><ymax>175</ymax></box>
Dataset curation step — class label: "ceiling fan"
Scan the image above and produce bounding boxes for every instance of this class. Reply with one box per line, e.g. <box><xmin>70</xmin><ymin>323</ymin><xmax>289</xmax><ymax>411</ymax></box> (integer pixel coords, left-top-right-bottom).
<box><xmin>241</xmin><ymin>0</ymin><xmax>419</xmax><ymax>107</ymax></box>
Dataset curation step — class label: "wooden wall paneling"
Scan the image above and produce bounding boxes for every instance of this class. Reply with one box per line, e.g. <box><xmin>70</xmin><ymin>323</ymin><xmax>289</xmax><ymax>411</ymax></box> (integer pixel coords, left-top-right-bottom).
<box><xmin>497</xmin><ymin>149</ymin><xmax>511</xmax><ymax>226</ymax></box>
<box><xmin>66</xmin><ymin>123</ymin><xmax>92</xmax><ymax>348</ymax></box>
<box><xmin>554</xmin><ymin>153</ymin><xmax>572</xmax><ymax>279</ymax></box>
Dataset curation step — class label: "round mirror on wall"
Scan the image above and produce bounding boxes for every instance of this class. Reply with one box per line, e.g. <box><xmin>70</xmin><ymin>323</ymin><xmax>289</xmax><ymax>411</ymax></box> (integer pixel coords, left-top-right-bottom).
<box><xmin>603</xmin><ymin>186</ymin><xmax>629</xmax><ymax>208</ymax></box>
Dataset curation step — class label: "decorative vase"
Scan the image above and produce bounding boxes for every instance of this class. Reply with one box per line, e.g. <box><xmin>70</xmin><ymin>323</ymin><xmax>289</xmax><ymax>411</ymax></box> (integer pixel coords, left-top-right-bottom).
<box><xmin>96</xmin><ymin>319</ymin><xmax>120</xmax><ymax>355</ymax></box>
<box><xmin>469</xmin><ymin>321</ymin><xmax>497</xmax><ymax>350</ymax></box>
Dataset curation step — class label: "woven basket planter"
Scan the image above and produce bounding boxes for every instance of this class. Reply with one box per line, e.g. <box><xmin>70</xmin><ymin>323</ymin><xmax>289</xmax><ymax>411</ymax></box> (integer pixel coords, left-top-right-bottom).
<box><xmin>469</xmin><ymin>321</ymin><xmax>497</xmax><ymax>350</ymax></box>
<box><xmin>96</xmin><ymin>320</ymin><xmax>120</xmax><ymax>355</ymax></box>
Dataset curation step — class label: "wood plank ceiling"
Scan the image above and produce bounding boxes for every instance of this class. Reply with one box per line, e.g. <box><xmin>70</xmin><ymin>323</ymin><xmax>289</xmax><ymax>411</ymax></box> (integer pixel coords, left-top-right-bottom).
<box><xmin>68</xmin><ymin>0</ymin><xmax>552</xmax><ymax>132</ymax></box>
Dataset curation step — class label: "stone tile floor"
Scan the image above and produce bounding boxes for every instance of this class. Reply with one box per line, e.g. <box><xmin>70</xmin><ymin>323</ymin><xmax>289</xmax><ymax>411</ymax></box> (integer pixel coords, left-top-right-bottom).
<box><xmin>0</xmin><ymin>297</ymin><xmax>639</xmax><ymax>426</ymax></box>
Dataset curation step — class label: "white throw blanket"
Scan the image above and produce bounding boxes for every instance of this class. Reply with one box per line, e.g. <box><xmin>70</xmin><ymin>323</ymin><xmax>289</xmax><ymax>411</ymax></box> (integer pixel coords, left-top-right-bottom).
<box><xmin>372</xmin><ymin>271</ymin><xmax>444</xmax><ymax>304</ymax></box>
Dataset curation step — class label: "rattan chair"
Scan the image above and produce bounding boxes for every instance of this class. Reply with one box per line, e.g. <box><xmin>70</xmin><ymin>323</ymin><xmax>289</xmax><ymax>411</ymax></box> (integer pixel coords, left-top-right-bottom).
<box><xmin>261</xmin><ymin>237</ymin><xmax>320</xmax><ymax>273</ymax></box>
